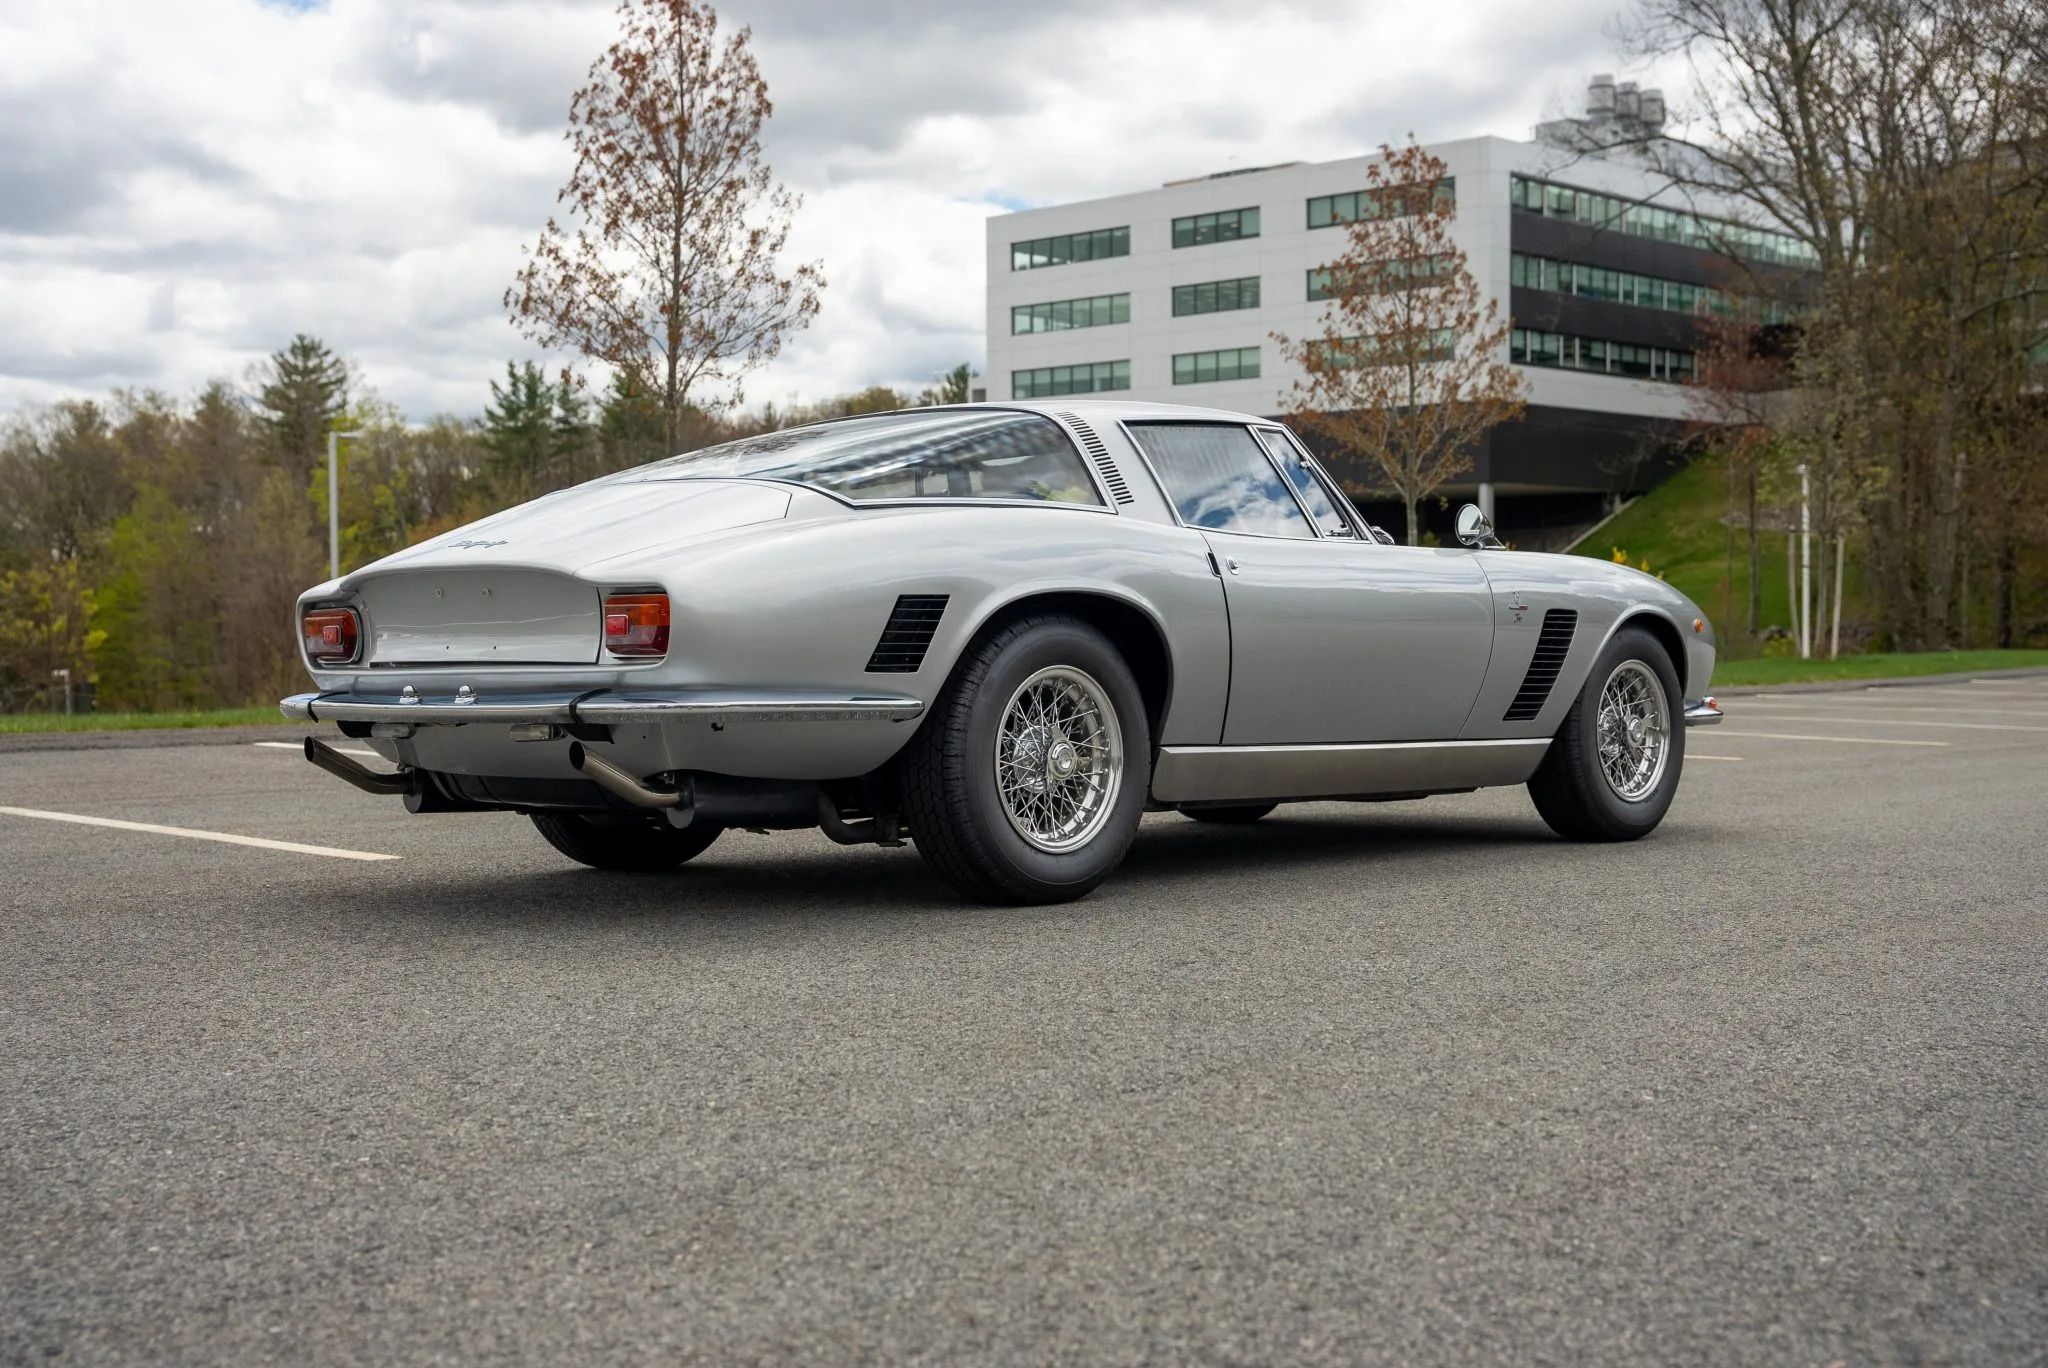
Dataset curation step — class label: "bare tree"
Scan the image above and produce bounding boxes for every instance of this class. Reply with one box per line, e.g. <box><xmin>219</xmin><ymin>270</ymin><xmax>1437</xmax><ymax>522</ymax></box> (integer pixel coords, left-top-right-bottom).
<box><xmin>1612</xmin><ymin>0</ymin><xmax>2048</xmax><ymax>647</ymax></box>
<box><xmin>1273</xmin><ymin>140</ymin><xmax>1527</xmax><ymax>544</ymax></box>
<box><xmin>507</xmin><ymin>0</ymin><xmax>824</xmax><ymax>454</ymax></box>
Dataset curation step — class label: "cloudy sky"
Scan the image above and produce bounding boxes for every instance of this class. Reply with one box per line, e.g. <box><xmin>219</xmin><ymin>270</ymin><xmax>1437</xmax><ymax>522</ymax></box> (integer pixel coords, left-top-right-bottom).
<box><xmin>0</xmin><ymin>0</ymin><xmax>1670</xmax><ymax>421</ymax></box>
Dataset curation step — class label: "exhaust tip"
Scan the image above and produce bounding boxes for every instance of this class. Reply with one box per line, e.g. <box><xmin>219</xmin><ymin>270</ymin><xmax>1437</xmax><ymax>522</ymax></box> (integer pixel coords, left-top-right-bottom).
<box><xmin>567</xmin><ymin>740</ymin><xmax>587</xmax><ymax>772</ymax></box>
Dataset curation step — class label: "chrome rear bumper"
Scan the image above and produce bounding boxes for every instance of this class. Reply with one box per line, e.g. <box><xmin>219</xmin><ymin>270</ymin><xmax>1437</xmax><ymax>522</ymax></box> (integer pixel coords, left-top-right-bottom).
<box><xmin>280</xmin><ymin>686</ymin><xmax>925</xmax><ymax>727</ymax></box>
<box><xmin>1683</xmin><ymin>696</ymin><xmax>1723</xmax><ymax>727</ymax></box>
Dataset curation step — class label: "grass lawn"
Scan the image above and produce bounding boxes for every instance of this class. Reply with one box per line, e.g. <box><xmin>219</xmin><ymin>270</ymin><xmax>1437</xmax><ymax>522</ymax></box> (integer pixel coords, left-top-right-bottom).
<box><xmin>1567</xmin><ymin>455</ymin><xmax>1830</xmax><ymax>653</ymax></box>
<box><xmin>1710</xmin><ymin>649</ymin><xmax>2048</xmax><ymax>688</ymax></box>
<box><xmin>0</xmin><ymin>706</ymin><xmax>282</xmax><ymax>734</ymax></box>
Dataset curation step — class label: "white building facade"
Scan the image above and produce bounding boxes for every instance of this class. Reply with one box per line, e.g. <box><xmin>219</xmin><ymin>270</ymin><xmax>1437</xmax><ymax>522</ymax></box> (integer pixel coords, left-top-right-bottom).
<box><xmin>985</xmin><ymin>105</ymin><xmax>1811</xmax><ymax>534</ymax></box>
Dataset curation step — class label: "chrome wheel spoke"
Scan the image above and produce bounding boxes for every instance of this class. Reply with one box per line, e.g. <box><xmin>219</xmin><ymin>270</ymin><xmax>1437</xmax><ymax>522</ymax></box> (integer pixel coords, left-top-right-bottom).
<box><xmin>994</xmin><ymin>666</ymin><xmax>1123</xmax><ymax>853</ymax></box>
<box><xmin>1594</xmin><ymin>659</ymin><xmax>1672</xmax><ymax>803</ymax></box>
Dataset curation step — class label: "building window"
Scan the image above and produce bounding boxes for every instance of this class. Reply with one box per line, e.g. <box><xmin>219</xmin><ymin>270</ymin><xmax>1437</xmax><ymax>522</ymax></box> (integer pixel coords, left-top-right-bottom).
<box><xmin>1171</xmin><ymin>347</ymin><xmax>1261</xmax><ymax>385</ymax></box>
<box><xmin>1508</xmin><ymin>176</ymin><xmax>1817</xmax><ymax>269</ymax></box>
<box><xmin>1510</xmin><ymin>327</ymin><xmax>1696</xmax><ymax>382</ymax></box>
<box><xmin>1012</xmin><ymin>359</ymin><xmax>1131</xmax><ymax>398</ymax></box>
<box><xmin>1509</xmin><ymin>252</ymin><xmax>1791</xmax><ymax>323</ymax></box>
<box><xmin>1307</xmin><ymin>178</ymin><xmax>1455</xmax><ymax>230</ymax></box>
<box><xmin>1010</xmin><ymin>226</ymin><xmax>1132</xmax><ymax>272</ymax></box>
<box><xmin>1306</xmin><ymin>254</ymin><xmax>1457</xmax><ymax>300</ymax></box>
<box><xmin>1310</xmin><ymin>330</ymin><xmax>1456</xmax><ymax>369</ymax></box>
<box><xmin>1012</xmin><ymin>293</ymin><xmax>1131</xmax><ymax>334</ymax></box>
<box><xmin>1172</xmin><ymin>277</ymin><xmax>1261</xmax><ymax>316</ymax></box>
<box><xmin>1171</xmin><ymin>207</ymin><xmax>1260</xmax><ymax>249</ymax></box>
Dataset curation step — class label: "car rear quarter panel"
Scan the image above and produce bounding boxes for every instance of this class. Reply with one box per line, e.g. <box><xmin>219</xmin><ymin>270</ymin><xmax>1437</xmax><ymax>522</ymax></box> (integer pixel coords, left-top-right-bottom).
<box><xmin>591</xmin><ymin>499</ymin><xmax>1232</xmax><ymax>748</ymax></box>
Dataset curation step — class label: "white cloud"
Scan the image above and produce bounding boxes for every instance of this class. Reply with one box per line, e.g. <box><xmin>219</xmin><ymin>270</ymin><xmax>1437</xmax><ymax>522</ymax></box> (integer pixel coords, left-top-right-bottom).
<box><xmin>0</xmin><ymin>0</ymin><xmax>1678</xmax><ymax>420</ymax></box>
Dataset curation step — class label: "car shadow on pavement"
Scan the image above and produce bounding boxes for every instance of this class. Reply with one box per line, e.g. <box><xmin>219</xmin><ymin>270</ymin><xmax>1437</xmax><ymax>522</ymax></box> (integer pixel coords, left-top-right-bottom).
<box><xmin>338</xmin><ymin>806</ymin><xmax>1562</xmax><ymax>933</ymax></box>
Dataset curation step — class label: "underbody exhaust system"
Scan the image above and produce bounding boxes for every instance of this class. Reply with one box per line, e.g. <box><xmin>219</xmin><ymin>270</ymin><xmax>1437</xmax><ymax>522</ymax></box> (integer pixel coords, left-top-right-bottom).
<box><xmin>567</xmin><ymin>741</ymin><xmax>681</xmax><ymax>808</ymax></box>
<box><xmin>302</xmin><ymin>736</ymin><xmax>409</xmax><ymax>796</ymax></box>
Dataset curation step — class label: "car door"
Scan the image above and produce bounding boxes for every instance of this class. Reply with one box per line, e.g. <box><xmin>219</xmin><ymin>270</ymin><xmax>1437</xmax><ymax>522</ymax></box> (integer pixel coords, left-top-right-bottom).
<box><xmin>1125</xmin><ymin>421</ymin><xmax>1495</xmax><ymax>745</ymax></box>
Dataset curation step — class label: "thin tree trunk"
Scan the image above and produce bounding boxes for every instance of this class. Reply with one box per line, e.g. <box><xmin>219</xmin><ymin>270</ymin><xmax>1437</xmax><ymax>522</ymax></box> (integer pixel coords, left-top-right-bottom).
<box><xmin>1786</xmin><ymin>530</ymin><xmax>1797</xmax><ymax>645</ymax></box>
<box><xmin>1831</xmin><ymin>532</ymin><xmax>1845</xmax><ymax>658</ymax></box>
<box><xmin>1405</xmin><ymin>493</ymin><xmax>1420</xmax><ymax>546</ymax></box>
<box><xmin>1994</xmin><ymin>535</ymin><xmax>2016</xmax><ymax>649</ymax></box>
<box><xmin>1745</xmin><ymin>468</ymin><xmax>1761</xmax><ymax>641</ymax></box>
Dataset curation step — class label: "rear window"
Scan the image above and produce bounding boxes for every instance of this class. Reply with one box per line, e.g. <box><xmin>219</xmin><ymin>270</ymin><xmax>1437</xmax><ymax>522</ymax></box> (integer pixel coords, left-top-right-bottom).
<box><xmin>630</xmin><ymin>410</ymin><xmax>1103</xmax><ymax>506</ymax></box>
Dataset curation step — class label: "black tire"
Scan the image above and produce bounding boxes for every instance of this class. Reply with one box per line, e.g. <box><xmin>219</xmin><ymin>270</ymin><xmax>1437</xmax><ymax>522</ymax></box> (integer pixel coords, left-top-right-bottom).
<box><xmin>1179</xmin><ymin>803</ymin><xmax>1277</xmax><ymax>825</ymax></box>
<box><xmin>901</xmin><ymin>614</ymin><xmax>1151</xmax><ymax>904</ymax></box>
<box><xmin>1527</xmin><ymin>625</ymin><xmax>1686</xmax><ymax>842</ymax></box>
<box><xmin>529</xmin><ymin>811</ymin><xmax>723</xmax><ymax>871</ymax></box>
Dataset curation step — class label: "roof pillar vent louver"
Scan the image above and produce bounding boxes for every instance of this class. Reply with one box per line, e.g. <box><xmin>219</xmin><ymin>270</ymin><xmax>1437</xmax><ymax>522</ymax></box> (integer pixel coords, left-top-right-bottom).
<box><xmin>1052</xmin><ymin>411</ymin><xmax>1133</xmax><ymax>504</ymax></box>
<box><xmin>865</xmin><ymin>594</ymin><xmax>949</xmax><ymax>673</ymax></box>
<box><xmin>1503</xmin><ymin>609</ymin><xmax>1579</xmax><ymax>721</ymax></box>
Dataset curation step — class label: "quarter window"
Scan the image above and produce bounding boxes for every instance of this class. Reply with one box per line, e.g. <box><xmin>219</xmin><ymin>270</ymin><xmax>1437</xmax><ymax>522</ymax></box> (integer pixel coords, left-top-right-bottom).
<box><xmin>1254</xmin><ymin>429</ymin><xmax>1353</xmax><ymax>538</ymax></box>
<box><xmin>1127</xmin><ymin>424</ymin><xmax>1315</xmax><ymax>539</ymax></box>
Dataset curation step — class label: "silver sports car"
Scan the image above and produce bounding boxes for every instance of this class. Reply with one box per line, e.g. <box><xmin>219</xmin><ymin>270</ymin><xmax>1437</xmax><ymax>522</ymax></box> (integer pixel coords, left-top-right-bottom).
<box><xmin>285</xmin><ymin>401</ymin><xmax>1721</xmax><ymax>903</ymax></box>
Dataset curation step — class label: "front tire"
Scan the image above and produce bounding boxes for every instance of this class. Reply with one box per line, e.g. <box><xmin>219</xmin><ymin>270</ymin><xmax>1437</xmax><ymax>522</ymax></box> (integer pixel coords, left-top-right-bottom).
<box><xmin>1527</xmin><ymin>625</ymin><xmax>1685</xmax><ymax>842</ymax></box>
<box><xmin>529</xmin><ymin>811</ymin><xmax>723</xmax><ymax>871</ymax></box>
<box><xmin>901</xmin><ymin>615</ymin><xmax>1151</xmax><ymax>904</ymax></box>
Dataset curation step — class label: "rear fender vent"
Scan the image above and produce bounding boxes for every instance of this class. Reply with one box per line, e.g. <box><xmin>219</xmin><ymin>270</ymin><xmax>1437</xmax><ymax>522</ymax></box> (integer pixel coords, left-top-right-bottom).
<box><xmin>1053</xmin><ymin>411</ymin><xmax>1133</xmax><ymax>505</ymax></box>
<box><xmin>1503</xmin><ymin>608</ymin><xmax>1578</xmax><ymax>721</ymax></box>
<box><xmin>865</xmin><ymin>594</ymin><xmax>948</xmax><ymax>673</ymax></box>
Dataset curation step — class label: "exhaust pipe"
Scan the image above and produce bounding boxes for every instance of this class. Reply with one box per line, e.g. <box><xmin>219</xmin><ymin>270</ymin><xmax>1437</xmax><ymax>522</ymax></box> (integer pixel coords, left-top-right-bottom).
<box><xmin>303</xmin><ymin>736</ymin><xmax>409</xmax><ymax>796</ymax></box>
<box><xmin>568</xmin><ymin>741</ymin><xmax>681</xmax><ymax>809</ymax></box>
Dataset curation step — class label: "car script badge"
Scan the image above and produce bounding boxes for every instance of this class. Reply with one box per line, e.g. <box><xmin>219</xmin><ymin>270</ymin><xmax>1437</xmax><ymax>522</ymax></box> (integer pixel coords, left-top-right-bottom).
<box><xmin>448</xmin><ymin>538</ymin><xmax>508</xmax><ymax>550</ymax></box>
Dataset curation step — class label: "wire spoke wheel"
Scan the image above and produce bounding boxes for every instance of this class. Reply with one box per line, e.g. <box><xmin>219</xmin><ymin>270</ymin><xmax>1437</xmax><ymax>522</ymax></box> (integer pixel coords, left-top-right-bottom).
<box><xmin>994</xmin><ymin>665</ymin><xmax>1123</xmax><ymax>853</ymax></box>
<box><xmin>1595</xmin><ymin>658</ymin><xmax>1671</xmax><ymax>802</ymax></box>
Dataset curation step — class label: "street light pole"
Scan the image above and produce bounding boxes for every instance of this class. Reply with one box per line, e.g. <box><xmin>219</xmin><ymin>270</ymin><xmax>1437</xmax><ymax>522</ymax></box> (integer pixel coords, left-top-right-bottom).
<box><xmin>328</xmin><ymin>430</ymin><xmax>361</xmax><ymax>581</ymax></box>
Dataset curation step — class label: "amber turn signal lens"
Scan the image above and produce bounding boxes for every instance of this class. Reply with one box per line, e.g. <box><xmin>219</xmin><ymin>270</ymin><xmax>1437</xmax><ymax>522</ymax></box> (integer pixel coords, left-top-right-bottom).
<box><xmin>302</xmin><ymin>606</ymin><xmax>361</xmax><ymax>664</ymax></box>
<box><xmin>603</xmin><ymin>592</ymin><xmax>670</xmax><ymax>658</ymax></box>
<box><xmin>1693</xmin><ymin>618</ymin><xmax>1705</xmax><ymax>633</ymax></box>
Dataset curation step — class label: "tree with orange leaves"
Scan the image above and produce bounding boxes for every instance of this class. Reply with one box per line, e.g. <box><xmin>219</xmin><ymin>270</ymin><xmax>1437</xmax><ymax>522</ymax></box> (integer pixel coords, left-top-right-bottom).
<box><xmin>507</xmin><ymin>0</ymin><xmax>824</xmax><ymax>455</ymax></box>
<box><xmin>1274</xmin><ymin>139</ymin><xmax>1526</xmax><ymax>545</ymax></box>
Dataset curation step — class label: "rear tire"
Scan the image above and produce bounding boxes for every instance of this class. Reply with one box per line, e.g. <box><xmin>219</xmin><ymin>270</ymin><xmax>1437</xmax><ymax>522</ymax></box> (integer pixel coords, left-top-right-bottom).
<box><xmin>901</xmin><ymin>614</ymin><xmax>1150</xmax><ymax>904</ymax></box>
<box><xmin>1179</xmin><ymin>804</ymin><xmax>1277</xmax><ymax>825</ymax></box>
<box><xmin>1527</xmin><ymin>625</ymin><xmax>1685</xmax><ymax>842</ymax></box>
<box><xmin>529</xmin><ymin>811</ymin><xmax>723</xmax><ymax>871</ymax></box>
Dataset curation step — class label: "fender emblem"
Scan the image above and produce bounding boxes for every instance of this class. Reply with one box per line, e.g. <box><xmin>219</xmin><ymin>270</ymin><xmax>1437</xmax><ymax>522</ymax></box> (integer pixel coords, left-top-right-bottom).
<box><xmin>448</xmin><ymin>538</ymin><xmax>508</xmax><ymax>550</ymax></box>
<box><xmin>1506</xmin><ymin>594</ymin><xmax>1529</xmax><ymax>623</ymax></box>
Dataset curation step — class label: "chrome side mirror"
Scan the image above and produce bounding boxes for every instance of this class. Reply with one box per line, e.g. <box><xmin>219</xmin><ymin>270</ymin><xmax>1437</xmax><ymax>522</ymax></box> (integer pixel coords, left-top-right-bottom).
<box><xmin>1455</xmin><ymin>503</ymin><xmax>1501</xmax><ymax>549</ymax></box>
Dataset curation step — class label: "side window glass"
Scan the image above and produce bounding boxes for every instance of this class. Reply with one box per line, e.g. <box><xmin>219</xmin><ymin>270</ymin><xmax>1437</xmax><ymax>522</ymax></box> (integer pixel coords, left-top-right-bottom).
<box><xmin>1253</xmin><ymin>428</ymin><xmax>1354</xmax><ymax>538</ymax></box>
<box><xmin>1127</xmin><ymin>424</ymin><xmax>1316</xmax><ymax>539</ymax></box>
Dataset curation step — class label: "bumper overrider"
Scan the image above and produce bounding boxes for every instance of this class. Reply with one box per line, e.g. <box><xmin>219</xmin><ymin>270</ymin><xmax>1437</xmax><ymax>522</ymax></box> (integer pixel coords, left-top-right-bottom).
<box><xmin>1683</xmin><ymin>697</ymin><xmax>1723</xmax><ymax>727</ymax></box>
<box><xmin>280</xmin><ymin>686</ymin><xmax>925</xmax><ymax>727</ymax></box>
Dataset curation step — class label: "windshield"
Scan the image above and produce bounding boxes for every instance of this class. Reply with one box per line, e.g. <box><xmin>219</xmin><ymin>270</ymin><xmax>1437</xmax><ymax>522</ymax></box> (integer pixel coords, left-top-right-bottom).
<box><xmin>629</xmin><ymin>409</ymin><xmax>1104</xmax><ymax>506</ymax></box>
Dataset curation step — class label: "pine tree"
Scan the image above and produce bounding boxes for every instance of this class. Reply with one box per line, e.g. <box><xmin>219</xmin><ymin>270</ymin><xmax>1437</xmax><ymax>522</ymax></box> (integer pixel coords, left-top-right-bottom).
<box><xmin>254</xmin><ymin>335</ymin><xmax>349</xmax><ymax>473</ymax></box>
<box><xmin>482</xmin><ymin>362</ymin><xmax>559</xmax><ymax>495</ymax></box>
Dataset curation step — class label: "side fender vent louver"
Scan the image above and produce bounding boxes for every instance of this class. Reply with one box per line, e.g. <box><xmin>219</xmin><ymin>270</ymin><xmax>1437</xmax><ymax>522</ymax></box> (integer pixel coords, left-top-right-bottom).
<box><xmin>865</xmin><ymin>594</ymin><xmax>949</xmax><ymax>673</ymax></box>
<box><xmin>1503</xmin><ymin>609</ymin><xmax>1579</xmax><ymax>721</ymax></box>
<box><xmin>1053</xmin><ymin>411</ymin><xmax>1133</xmax><ymax>505</ymax></box>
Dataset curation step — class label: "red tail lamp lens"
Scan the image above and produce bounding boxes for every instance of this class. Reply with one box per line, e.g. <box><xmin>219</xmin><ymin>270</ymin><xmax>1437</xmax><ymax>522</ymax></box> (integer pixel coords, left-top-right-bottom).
<box><xmin>302</xmin><ymin>607</ymin><xmax>361</xmax><ymax>664</ymax></box>
<box><xmin>603</xmin><ymin>592</ymin><xmax>669</xmax><ymax>657</ymax></box>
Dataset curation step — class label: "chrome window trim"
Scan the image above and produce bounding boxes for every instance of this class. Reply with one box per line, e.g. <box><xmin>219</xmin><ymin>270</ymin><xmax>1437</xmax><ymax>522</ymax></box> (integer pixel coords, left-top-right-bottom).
<box><xmin>635</xmin><ymin>405</ymin><xmax>1119</xmax><ymax>514</ymax></box>
<box><xmin>1252</xmin><ymin>426</ymin><xmax>1371</xmax><ymax>541</ymax></box>
<box><xmin>1116</xmin><ymin>418</ymin><xmax>1329</xmax><ymax>542</ymax></box>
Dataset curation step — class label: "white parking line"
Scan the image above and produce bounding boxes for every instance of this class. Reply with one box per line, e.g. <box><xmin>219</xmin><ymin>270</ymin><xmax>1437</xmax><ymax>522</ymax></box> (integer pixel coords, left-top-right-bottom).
<box><xmin>0</xmin><ymin>806</ymin><xmax>400</xmax><ymax>861</ymax></box>
<box><xmin>1688</xmin><ymin>754</ymin><xmax>1744</xmax><ymax>761</ymax></box>
<box><xmin>253</xmin><ymin>740</ymin><xmax>379</xmax><ymax>759</ymax></box>
<box><xmin>1730</xmin><ymin>711</ymin><xmax>2048</xmax><ymax>733</ymax></box>
<box><xmin>1709</xmin><ymin>731</ymin><xmax>1948</xmax><ymax>747</ymax></box>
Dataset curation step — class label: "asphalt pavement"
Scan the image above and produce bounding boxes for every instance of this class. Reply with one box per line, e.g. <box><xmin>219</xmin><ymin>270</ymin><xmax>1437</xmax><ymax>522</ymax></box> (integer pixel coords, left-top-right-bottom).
<box><xmin>3</xmin><ymin>677</ymin><xmax>2045</xmax><ymax>1364</ymax></box>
